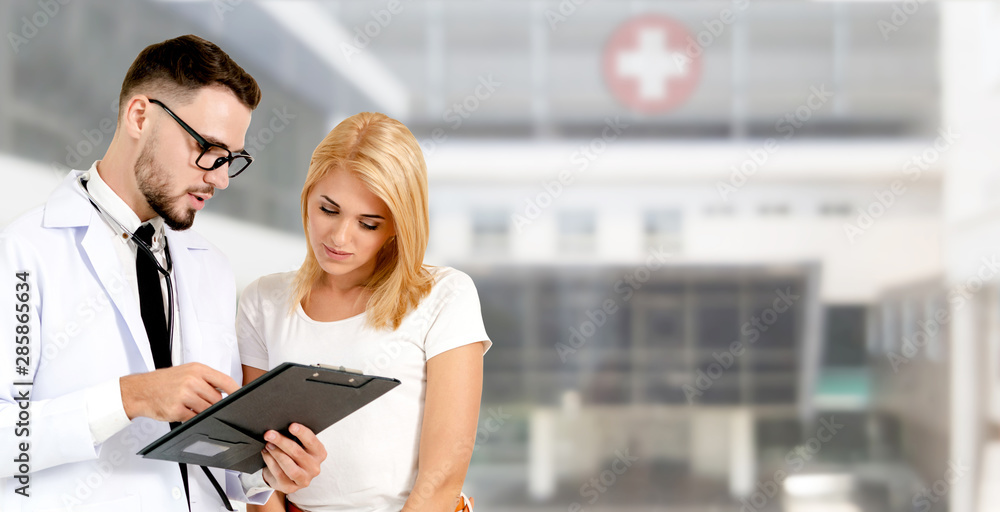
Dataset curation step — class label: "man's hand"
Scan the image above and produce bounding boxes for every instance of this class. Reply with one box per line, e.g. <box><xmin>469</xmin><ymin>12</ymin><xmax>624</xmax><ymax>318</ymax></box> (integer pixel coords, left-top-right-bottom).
<box><xmin>120</xmin><ymin>362</ymin><xmax>240</xmax><ymax>422</ymax></box>
<box><xmin>260</xmin><ymin>423</ymin><xmax>327</xmax><ymax>494</ymax></box>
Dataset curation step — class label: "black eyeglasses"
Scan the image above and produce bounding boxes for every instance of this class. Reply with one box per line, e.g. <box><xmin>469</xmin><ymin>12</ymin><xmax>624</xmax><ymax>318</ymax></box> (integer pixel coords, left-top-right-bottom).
<box><xmin>148</xmin><ymin>99</ymin><xmax>253</xmax><ymax>178</ymax></box>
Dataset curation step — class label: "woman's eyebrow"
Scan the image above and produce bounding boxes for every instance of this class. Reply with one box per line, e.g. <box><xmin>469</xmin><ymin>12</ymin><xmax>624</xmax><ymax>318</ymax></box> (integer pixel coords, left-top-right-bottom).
<box><xmin>320</xmin><ymin>195</ymin><xmax>386</xmax><ymax>219</ymax></box>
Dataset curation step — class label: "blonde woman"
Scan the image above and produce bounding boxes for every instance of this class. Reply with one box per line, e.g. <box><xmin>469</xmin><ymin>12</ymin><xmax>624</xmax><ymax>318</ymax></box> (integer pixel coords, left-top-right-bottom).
<box><xmin>237</xmin><ymin>112</ymin><xmax>489</xmax><ymax>512</ymax></box>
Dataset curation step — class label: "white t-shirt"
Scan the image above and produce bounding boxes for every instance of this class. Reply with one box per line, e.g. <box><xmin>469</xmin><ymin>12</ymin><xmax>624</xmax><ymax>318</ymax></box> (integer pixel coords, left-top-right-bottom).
<box><xmin>236</xmin><ymin>266</ymin><xmax>492</xmax><ymax>512</ymax></box>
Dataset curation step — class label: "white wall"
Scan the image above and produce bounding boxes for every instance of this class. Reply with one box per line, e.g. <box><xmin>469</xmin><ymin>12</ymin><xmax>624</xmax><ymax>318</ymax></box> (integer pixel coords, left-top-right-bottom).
<box><xmin>939</xmin><ymin>3</ymin><xmax>1000</xmax><ymax>511</ymax></box>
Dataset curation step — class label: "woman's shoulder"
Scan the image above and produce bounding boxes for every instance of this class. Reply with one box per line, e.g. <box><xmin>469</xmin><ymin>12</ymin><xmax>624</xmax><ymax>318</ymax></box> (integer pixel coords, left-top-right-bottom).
<box><xmin>427</xmin><ymin>265</ymin><xmax>474</xmax><ymax>287</ymax></box>
<box><xmin>242</xmin><ymin>270</ymin><xmax>297</xmax><ymax>302</ymax></box>
<box><xmin>425</xmin><ymin>266</ymin><xmax>479</xmax><ymax>300</ymax></box>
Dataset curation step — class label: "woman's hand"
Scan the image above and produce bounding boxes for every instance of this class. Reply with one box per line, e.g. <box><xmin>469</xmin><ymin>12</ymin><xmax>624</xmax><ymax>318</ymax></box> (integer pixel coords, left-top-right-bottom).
<box><xmin>243</xmin><ymin>365</ymin><xmax>328</xmax><ymax>499</ymax></box>
<box><xmin>260</xmin><ymin>423</ymin><xmax>327</xmax><ymax>494</ymax></box>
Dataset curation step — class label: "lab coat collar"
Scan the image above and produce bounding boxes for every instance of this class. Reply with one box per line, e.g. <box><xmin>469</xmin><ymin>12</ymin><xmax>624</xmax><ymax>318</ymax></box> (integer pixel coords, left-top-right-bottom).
<box><xmin>41</xmin><ymin>168</ymin><xmax>216</xmax><ymax>371</ymax></box>
<box><xmin>41</xmin><ymin>169</ymin><xmax>94</xmax><ymax>229</ymax></box>
<box><xmin>166</xmin><ymin>229</ymin><xmax>205</xmax><ymax>366</ymax></box>
<box><xmin>42</xmin><ymin>167</ymin><xmax>211</xmax><ymax>251</ymax></box>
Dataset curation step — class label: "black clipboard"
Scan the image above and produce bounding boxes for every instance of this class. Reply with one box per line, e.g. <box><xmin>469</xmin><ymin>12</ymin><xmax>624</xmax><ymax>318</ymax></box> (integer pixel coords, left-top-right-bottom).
<box><xmin>138</xmin><ymin>362</ymin><xmax>400</xmax><ymax>473</ymax></box>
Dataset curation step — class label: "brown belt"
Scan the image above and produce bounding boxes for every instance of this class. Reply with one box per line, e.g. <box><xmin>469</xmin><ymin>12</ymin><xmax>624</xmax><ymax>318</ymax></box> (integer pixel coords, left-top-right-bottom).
<box><xmin>455</xmin><ymin>495</ymin><xmax>474</xmax><ymax>511</ymax></box>
<box><xmin>286</xmin><ymin>495</ymin><xmax>474</xmax><ymax>511</ymax></box>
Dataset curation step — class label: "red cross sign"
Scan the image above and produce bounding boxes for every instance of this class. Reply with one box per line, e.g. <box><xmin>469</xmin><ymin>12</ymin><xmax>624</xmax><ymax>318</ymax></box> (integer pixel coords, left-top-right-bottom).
<box><xmin>603</xmin><ymin>15</ymin><xmax>702</xmax><ymax>114</ymax></box>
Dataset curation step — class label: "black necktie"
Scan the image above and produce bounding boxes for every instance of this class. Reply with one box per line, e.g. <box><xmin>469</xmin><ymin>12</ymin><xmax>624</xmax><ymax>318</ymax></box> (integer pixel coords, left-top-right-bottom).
<box><xmin>134</xmin><ymin>224</ymin><xmax>172</xmax><ymax>370</ymax></box>
<box><xmin>134</xmin><ymin>225</ymin><xmax>194</xmax><ymax>510</ymax></box>
<box><xmin>130</xmin><ymin>223</ymin><xmax>234</xmax><ymax>510</ymax></box>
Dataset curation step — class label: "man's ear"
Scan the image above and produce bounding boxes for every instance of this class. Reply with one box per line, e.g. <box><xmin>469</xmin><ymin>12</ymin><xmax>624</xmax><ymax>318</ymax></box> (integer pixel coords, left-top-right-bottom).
<box><xmin>121</xmin><ymin>95</ymin><xmax>151</xmax><ymax>141</ymax></box>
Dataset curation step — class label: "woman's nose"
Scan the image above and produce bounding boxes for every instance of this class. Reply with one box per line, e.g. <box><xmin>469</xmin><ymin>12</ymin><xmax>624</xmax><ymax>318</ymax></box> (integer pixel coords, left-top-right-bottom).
<box><xmin>331</xmin><ymin>219</ymin><xmax>350</xmax><ymax>246</ymax></box>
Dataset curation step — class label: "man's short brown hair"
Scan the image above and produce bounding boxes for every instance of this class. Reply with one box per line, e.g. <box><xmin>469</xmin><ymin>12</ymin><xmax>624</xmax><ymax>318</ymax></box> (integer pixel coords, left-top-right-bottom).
<box><xmin>119</xmin><ymin>34</ymin><xmax>261</xmax><ymax>114</ymax></box>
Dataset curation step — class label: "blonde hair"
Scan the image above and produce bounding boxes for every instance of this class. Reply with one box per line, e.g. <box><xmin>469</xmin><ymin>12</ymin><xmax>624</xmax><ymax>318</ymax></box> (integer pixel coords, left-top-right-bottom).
<box><xmin>293</xmin><ymin>112</ymin><xmax>434</xmax><ymax>330</ymax></box>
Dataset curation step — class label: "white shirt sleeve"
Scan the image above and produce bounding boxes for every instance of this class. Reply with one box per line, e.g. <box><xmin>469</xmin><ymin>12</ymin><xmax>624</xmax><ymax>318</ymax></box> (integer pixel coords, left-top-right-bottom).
<box><xmin>239</xmin><ymin>469</ymin><xmax>272</xmax><ymax>501</ymax></box>
<box><xmin>237</xmin><ymin>278</ymin><xmax>270</xmax><ymax>370</ymax></box>
<box><xmin>84</xmin><ymin>378</ymin><xmax>133</xmax><ymax>445</ymax></box>
<box><xmin>423</xmin><ymin>270</ymin><xmax>492</xmax><ymax>360</ymax></box>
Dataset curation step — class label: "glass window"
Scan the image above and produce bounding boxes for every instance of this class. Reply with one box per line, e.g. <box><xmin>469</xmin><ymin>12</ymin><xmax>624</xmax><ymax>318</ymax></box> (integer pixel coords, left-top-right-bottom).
<box><xmin>557</xmin><ymin>210</ymin><xmax>596</xmax><ymax>254</ymax></box>
<box><xmin>472</xmin><ymin>209</ymin><xmax>510</xmax><ymax>255</ymax></box>
<box><xmin>645</xmin><ymin>209</ymin><xmax>683</xmax><ymax>252</ymax></box>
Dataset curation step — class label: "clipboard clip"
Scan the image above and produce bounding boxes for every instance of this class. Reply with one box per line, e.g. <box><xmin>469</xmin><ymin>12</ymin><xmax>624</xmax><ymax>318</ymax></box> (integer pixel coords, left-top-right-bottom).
<box><xmin>315</xmin><ymin>363</ymin><xmax>363</xmax><ymax>375</ymax></box>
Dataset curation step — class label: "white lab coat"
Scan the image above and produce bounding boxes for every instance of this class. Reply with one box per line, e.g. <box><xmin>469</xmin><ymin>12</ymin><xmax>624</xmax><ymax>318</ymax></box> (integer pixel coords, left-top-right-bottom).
<box><xmin>0</xmin><ymin>170</ymin><xmax>260</xmax><ymax>511</ymax></box>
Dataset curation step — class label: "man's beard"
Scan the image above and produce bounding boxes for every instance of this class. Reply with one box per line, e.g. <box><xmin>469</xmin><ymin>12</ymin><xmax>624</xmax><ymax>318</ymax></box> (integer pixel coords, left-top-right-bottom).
<box><xmin>135</xmin><ymin>137</ymin><xmax>211</xmax><ymax>232</ymax></box>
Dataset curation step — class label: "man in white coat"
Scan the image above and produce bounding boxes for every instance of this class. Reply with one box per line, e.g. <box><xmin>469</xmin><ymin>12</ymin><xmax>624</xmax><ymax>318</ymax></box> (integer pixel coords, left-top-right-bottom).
<box><xmin>0</xmin><ymin>35</ymin><xmax>326</xmax><ymax>511</ymax></box>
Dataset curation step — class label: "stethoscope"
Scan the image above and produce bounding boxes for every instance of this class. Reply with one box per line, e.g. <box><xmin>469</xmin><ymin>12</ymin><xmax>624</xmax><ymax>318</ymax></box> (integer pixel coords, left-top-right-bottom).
<box><xmin>79</xmin><ymin>175</ymin><xmax>175</xmax><ymax>354</ymax></box>
<box><xmin>79</xmin><ymin>175</ymin><xmax>234</xmax><ymax>511</ymax></box>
